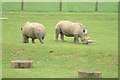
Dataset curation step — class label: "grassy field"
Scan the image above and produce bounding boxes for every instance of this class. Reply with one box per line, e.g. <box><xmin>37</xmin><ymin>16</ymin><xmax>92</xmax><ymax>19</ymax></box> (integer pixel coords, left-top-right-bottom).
<box><xmin>2</xmin><ymin>11</ymin><xmax>118</xmax><ymax>78</ymax></box>
<box><xmin>2</xmin><ymin>2</ymin><xmax>118</xmax><ymax>12</ymax></box>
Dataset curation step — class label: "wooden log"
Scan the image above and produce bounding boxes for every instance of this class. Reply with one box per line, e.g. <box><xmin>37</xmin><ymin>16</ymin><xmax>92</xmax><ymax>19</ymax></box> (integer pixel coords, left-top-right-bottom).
<box><xmin>78</xmin><ymin>70</ymin><xmax>102</xmax><ymax>78</ymax></box>
<box><xmin>11</xmin><ymin>60</ymin><xmax>33</xmax><ymax>68</ymax></box>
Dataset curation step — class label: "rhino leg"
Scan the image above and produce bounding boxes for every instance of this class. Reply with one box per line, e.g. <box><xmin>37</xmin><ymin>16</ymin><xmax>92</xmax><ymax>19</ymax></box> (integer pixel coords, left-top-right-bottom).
<box><xmin>32</xmin><ymin>38</ymin><xmax>35</xmax><ymax>43</ymax></box>
<box><xmin>73</xmin><ymin>33</ymin><xmax>79</xmax><ymax>43</ymax></box>
<box><xmin>74</xmin><ymin>37</ymin><xmax>76</xmax><ymax>42</ymax></box>
<box><xmin>23</xmin><ymin>35</ymin><xmax>29</xmax><ymax>43</ymax></box>
<box><xmin>55</xmin><ymin>28</ymin><xmax>60</xmax><ymax>41</ymax></box>
<box><xmin>42</xmin><ymin>36</ymin><xmax>45</xmax><ymax>40</ymax></box>
<box><xmin>60</xmin><ymin>32</ymin><xmax>64</xmax><ymax>41</ymax></box>
<box><xmin>74</xmin><ymin>37</ymin><xmax>79</xmax><ymax>43</ymax></box>
<box><xmin>38</xmin><ymin>37</ymin><xmax>44</xmax><ymax>44</ymax></box>
<box><xmin>56</xmin><ymin>34</ymin><xmax>59</xmax><ymax>41</ymax></box>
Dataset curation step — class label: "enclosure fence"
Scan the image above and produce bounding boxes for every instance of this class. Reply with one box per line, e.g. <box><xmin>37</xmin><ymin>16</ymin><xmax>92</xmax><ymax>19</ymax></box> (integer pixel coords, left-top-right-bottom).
<box><xmin>2</xmin><ymin>2</ymin><xmax>118</xmax><ymax>12</ymax></box>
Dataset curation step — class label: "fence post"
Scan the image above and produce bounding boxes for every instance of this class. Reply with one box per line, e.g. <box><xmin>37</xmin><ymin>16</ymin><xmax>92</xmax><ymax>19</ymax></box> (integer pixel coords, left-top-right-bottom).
<box><xmin>95</xmin><ymin>0</ymin><xmax>98</xmax><ymax>11</ymax></box>
<box><xmin>21</xmin><ymin>0</ymin><xmax>24</xmax><ymax>11</ymax></box>
<box><xmin>60</xmin><ymin>0</ymin><xmax>62</xmax><ymax>11</ymax></box>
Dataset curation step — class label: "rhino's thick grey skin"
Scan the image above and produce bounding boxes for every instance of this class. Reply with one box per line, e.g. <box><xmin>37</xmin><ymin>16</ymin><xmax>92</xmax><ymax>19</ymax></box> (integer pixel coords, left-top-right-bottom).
<box><xmin>21</xmin><ymin>22</ymin><xmax>46</xmax><ymax>44</ymax></box>
<box><xmin>55</xmin><ymin>21</ymin><xmax>88</xmax><ymax>44</ymax></box>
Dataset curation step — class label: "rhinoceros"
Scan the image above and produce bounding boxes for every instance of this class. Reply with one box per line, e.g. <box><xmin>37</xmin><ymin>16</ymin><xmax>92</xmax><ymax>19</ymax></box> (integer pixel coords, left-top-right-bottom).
<box><xmin>21</xmin><ymin>22</ymin><xmax>46</xmax><ymax>44</ymax></box>
<box><xmin>55</xmin><ymin>21</ymin><xmax>91</xmax><ymax>44</ymax></box>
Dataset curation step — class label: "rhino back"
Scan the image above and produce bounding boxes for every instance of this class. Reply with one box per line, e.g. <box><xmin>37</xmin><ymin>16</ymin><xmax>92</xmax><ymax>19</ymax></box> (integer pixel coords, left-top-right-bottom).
<box><xmin>32</xmin><ymin>23</ymin><xmax>46</xmax><ymax>38</ymax></box>
<box><xmin>59</xmin><ymin>21</ymin><xmax>80</xmax><ymax>36</ymax></box>
<box><xmin>23</xmin><ymin>23</ymin><xmax>46</xmax><ymax>39</ymax></box>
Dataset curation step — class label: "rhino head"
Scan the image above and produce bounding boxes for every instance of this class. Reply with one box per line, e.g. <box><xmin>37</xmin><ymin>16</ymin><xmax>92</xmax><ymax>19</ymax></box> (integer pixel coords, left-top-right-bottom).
<box><xmin>80</xmin><ymin>29</ymin><xmax>92</xmax><ymax>45</ymax></box>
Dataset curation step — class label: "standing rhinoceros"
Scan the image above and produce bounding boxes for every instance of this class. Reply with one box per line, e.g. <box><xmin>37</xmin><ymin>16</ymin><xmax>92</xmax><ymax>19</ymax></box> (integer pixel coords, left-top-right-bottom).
<box><xmin>55</xmin><ymin>21</ymin><xmax>90</xmax><ymax>44</ymax></box>
<box><xmin>21</xmin><ymin>22</ymin><xmax>46</xmax><ymax>44</ymax></box>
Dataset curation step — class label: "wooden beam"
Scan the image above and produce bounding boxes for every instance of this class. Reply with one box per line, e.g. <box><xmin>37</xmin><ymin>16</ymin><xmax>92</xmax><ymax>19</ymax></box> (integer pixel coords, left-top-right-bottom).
<box><xmin>11</xmin><ymin>60</ymin><xmax>33</xmax><ymax>68</ymax></box>
<box><xmin>78</xmin><ymin>70</ymin><xmax>102</xmax><ymax>78</ymax></box>
<box><xmin>95</xmin><ymin>0</ymin><xmax>98</xmax><ymax>11</ymax></box>
<box><xmin>21</xmin><ymin>0</ymin><xmax>24</xmax><ymax>11</ymax></box>
<box><xmin>60</xmin><ymin>0</ymin><xmax>62</xmax><ymax>12</ymax></box>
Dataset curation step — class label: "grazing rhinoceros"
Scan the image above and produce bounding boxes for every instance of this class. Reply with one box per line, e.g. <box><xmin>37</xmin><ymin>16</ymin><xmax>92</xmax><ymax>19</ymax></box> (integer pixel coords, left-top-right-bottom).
<box><xmin>55</xmin><ymin>21</ymin><xmax>91</xmax><ymax>44</ymax></box>
<box><xmin>21</xmin><ymin>22</ymin><xmax>46</xmax><ymax>44</ymax></box>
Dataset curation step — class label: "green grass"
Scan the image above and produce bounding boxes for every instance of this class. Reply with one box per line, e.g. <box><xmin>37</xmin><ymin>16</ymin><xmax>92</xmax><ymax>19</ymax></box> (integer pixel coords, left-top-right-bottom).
<box><xmin>2</xmin><ymin>2</ymin><xmax>118</xmax><ymax>12</ymax></box>
<box><xmin>2</xmin><ymin>11</ymin><xmax>118</xmax><ymax>78</ymax></box>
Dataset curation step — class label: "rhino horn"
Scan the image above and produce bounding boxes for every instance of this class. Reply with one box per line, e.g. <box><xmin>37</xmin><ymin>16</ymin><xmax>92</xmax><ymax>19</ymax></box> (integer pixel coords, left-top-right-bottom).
<box><xmin>86</xmin><ymin>37</ymin><xmax>90</xmax><ymax>40</ymax></box>
<box><xmin>88</xmin><ymin>40</ymin><xmax>93</xmax><ymax>43</ymax></box>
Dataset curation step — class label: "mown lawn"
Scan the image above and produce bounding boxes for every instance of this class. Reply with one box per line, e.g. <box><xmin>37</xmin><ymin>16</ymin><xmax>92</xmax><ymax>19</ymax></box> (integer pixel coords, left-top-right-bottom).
<box><xmin>2</xmin><ymin>11</ymin><xmax>118</xmax><ymax>78</ymax></box>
